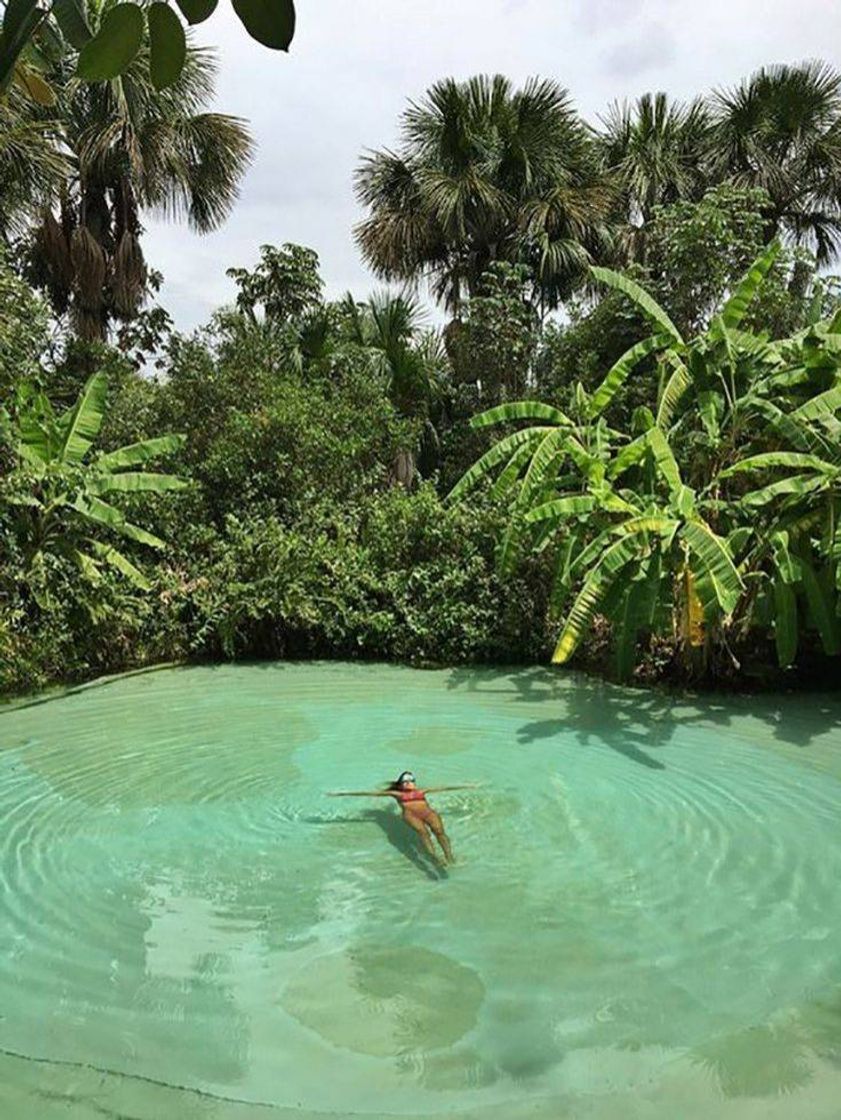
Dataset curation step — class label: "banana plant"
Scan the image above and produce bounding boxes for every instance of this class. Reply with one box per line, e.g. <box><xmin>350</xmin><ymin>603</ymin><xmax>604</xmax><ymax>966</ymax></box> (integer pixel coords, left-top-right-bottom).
<box><xmin>718</xmin><ymin>425</ymin><xmax>841</xmax><ymax>666</ymax></box>
<box><xmin>527</xmin><ymin>423</ymin><xmax>743</xmax><ymax>674</ymax></box>
<box><xmin>592</xmin><ymin>241</ymin><xmax>841</xmax><ymax>457</ymax></box>
<box><xmin>7</xmin><ymin>370</ymin><xmax>186</xmax><ymax>598</ymax></box>
<box><xmin>450</xmin><ymin>241</ymin><xmax>841</xmax><ymax>678</ymax></box>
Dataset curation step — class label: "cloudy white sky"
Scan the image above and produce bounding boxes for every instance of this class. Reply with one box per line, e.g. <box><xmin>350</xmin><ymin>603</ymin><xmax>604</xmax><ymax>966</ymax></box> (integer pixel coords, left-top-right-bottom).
<box><xmin>144</xmin><ymin>0</ymin><xmax>841</xmax><ymax>332</ymax></box>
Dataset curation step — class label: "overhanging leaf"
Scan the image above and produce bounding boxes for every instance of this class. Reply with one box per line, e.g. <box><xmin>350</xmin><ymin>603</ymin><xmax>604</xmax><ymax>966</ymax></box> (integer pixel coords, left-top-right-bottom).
<box><xmin>525</xmin><ymin>496</ymin><xmax>598</xmax><ymax>523</ymax></box>
<box><xmin>799</xmin><ymin>554</ymin><xmax>841</xmax><ymax>655</ymax></box>
<box><xmin>646</xmin><ymin>427</ymin><xmax>682</xmax><ymax>495</ymax></box>
<box><xmin>72</xmin><ymin>495</ymin><xmax>167</xmax><ymax>549</ymax></box>
<box><xmin>174</xmin><ymin>0</ymin><xmax>218</xmax><ymax>23</ymax></box>
<box><xmin>148</xmin><ymin>2</ymin><xmax>186</xmax><ymax>90</ymax></box>
<box><xmin>720</xmin><ymin>452</ymin><xmax>834</xmax><ymax>478</ymax></box>
<box><xmin>792</xmin><ymin>385</ymin><xmax>841</xmax><ymax>424</ymax></box>
<box><xmin>77</xmin><ymin>3</ymin><xmax>144</xmax><ymax>81</ymax></box>
<box><xmin>656</xmin><ymin>352</ymin><xmax>691</xmax><ymax>429</ymax></box>
<box><xmin>446</xmin><ymin>427</ymin><xmax>548</xmax><ymax>504</ymax></box>
<box><xmin>52</xmin><ymin>0</ymin><xmax>91</xmax><ymax>49</ymax></box>
<box><xmin>0</xmin><ymin>0</ymin><xmax>46</xmax><ymax>90</ymax></box>
<box><xmin>231</xmin><ymin>0</ymin><xmax>295</xmax><ymax>50</ymax></box>
<box><xmin>552</xmin><ymin>529</ymin><xmax>650</xmax><ymax>664</ymax></box>
<box><xmin>488</xmin><ymin>442</ymin><xmax>532</xmax><ymax>501</ymax></box>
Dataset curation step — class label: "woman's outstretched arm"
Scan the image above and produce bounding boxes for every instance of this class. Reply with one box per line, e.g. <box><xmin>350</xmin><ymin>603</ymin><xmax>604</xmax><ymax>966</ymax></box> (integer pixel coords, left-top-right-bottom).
<box><xmin>327</xmin><ymin>790</ymin><xmax>396</xmax><ymax>798</ymax></box>
<box><xmin>423</xmin><ymin>784</ymin><xmax>480</xmax><ymax>793</ymax></box>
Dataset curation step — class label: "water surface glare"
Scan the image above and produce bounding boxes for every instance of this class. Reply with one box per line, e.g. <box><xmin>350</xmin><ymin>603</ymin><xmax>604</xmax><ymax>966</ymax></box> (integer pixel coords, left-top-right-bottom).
<box><xmin>1</xmin><ymin>662</ymin><xmax>840</xmax><ymax>1119</ymax></box>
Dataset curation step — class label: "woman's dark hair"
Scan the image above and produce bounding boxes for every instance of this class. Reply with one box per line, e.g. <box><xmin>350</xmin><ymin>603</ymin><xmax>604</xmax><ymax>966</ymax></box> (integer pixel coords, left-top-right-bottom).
<box><xmin>386</xmin><ymin>770</ymin><xmax>414</xmax><ymax>790</ymax></box>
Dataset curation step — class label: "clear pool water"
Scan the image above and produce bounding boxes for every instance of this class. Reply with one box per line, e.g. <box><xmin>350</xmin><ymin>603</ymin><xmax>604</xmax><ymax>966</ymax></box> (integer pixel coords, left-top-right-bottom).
<box><xmin>1</xmin><ymin>662</ymin><xmax>840</xmax><ymax>1119</ymax></box>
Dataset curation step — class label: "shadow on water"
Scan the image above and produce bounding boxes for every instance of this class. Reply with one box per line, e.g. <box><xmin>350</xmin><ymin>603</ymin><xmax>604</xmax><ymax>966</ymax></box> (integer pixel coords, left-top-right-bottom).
<box><xmin>445</xmin><ymin>665</ymin><xmax>841</xmax><ymax>768</ymax></box>
<box><xmin>303</xmin><ymin>809</ymin><xmax>447</xmax><ymax>882</ymax></box>
<box><xmin>516</xmin><ymin>717</ymin><xmax>666</xmax><ymax>770</ymax></box>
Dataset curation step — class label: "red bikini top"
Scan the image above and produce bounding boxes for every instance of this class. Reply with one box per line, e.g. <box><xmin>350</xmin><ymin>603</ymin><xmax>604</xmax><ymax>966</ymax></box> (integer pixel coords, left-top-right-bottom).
<box><xmin>397</xmin><ymin>788</ymin><xmax>426</xmax><ymax>803</ymax></box>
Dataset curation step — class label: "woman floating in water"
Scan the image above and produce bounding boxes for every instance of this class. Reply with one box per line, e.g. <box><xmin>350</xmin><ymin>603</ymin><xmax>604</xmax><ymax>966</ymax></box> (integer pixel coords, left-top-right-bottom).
<box><xmin>328</xmin><ymin>771</ymin><xmax>473</xmax><ymax>866</ymax></box>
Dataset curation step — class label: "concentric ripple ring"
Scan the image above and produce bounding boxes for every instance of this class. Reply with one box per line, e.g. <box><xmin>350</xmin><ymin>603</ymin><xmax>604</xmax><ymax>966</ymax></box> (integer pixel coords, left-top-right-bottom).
<box><xmin>1</xmin><ymin>662</ymin><xmax>840</xmax><ymax>1119</ymax></box>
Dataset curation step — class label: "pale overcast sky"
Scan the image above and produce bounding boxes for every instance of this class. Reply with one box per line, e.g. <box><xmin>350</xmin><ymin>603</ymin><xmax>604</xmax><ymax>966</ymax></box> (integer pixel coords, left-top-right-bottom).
<box><xmin>144</xmin><ymin>0</ymin><xmax>841</xmax><ymax>332</ymax></box>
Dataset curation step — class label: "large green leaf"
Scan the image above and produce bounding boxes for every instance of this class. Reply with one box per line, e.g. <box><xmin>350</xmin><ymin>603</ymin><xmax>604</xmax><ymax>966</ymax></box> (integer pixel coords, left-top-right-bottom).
<box><xmin>497</xmin><ymin>428</ymin><xmax>572</xmax><ymax>573</ymax></box>
<box><xmin>770</xmin><ymin>531</ymin><xmax>801</xmax><ymax>584</ymax></box>
<box><xmin>607</xmin><ymin>433</ymin><xmax>647</xmax><ymax>479</ymax></box>
<box><xmin>174</xmin><ymin>0</ymin><xmax>218</xmax><ymax>23</ymax></box>
<box><xmin>58</xmin><ymin>372</ymin><xmax>107</xmax><ymax>463</ymax></box>
<box><xmin>87</xmin><ymin>471</ymin><xmax>188</xmax><ymax>495</ymax></box>
<box><xmin>77</xmin><ymin>3</ymin><xmax>144</xmax><ymax>81</ymax></box>
<box><xmin>488</xmin><ymin>442</ymin><xmax>533</xmax><ymax>501</ymax></box>
<box><xmin>549</xmin><ymin>535</ymin><xmax>577</xmax><ymax>619</ymax></box>
<box><xmin>590</xmin><ymin>266</ymin><xmax>682</xmax><ymax>343</ymax></box>
<box><xmin>96</xmin><ymin>433</ymin><xmax>186</xmax><ymax>470</ymax></box>
<box><xmin>52</xmin><ymin>0</ymin><xmax>91</xmax><ymax>49</ymax></box>
<box><xmin>551</xmin><ymin>527</ymin><xmax>656</xmax><ymax>664</ymax></box>
<box><xmin>72</xmin><ymin>495</ymin><xmax>167</xmax><ymax>549</ymax></box>
<box><xmin>772</xmin><ymin>578</ymin><xmax>798</xmax><ymax>668</ymax></box>
<box><xmin>446</xmin><ymin>427</ymin><xmax>548</xmax><ymax>503</ymax></box>
<box><xmin>720</xmin><ymin>452</ymin><xmax>834</xmax><ymax>478</ymax></box>
<box><xmin>148</xmin><ymin>2</ymin><xmax>186</xmax><ymax>90</ymax></box>
<box><xmin>90</xmin><ymin>541</ymin><xmax>151</xmax><ymax>590</ymax></box>
<box><xmin>588</xmin><ymin>333</ymin><xmax>671</xmax><ymax>418</ymax></box>
<box><xmin>231</xmin><ymin>0</ymin><xmax>295</xmax><ymax>50</ymax></box>
<box><xmin>17</xmin><ymin>414</ymin><xmax>52</xmax><ymax>465</ymax></box>
<box><xmin>0</xmin><ymin>0</ymin><xmax>46</xmax><ymax>90</ymax></box>
<box><xmin>656</xmin><ymin>352</ymin><xmax>691</xmax><ymax>429</ymax></box>
<box><xmin>799</xmin><ymin>555</ymin><xmax>841</xmax><ymax>655</ymax></box>
<box><xmin>614</xmin><ymin>558</ymin><xmax>660</xmax><ymax>681</ymax></box>
<box><xmin>469</xmin><ymin>400</ymin><xmax>572</xmax><ymax>430</ymax></box>
<box><xmin>525</xmin><ymin>496</ymin><xmax>598</xmax><ymax>523</ymax></box>
<box><xmin>792</xmin><ymin>385</ymin><xmax>841</xmax><ymax>423</ymax></box>
<box><xmin>720</xmin><ymin>240</ymin><xmax>781</xmax><ymax>329</ymax></box>
<box><xmin>680</xmin><ymin>520</ymin><xmax>743</xmax><ymax>616</ymax></box>
<box><xmin>646</xmin><ymin>427</ymin><xmax>682</xmax><ymax>495</ymax></box>
<box><xmin>751</xmin><ymin>400</ymin><xmax>832</xmax><ymax>457</ymax></box>
<box><xmin>515</xmin><ymin>427</ymin><xmax>569</xmax><ymax>508</ymax></box>
<box><xmin>740</xmin><ymin>474</ymin><xmax>827</xmax><ymax>508</ymax></box>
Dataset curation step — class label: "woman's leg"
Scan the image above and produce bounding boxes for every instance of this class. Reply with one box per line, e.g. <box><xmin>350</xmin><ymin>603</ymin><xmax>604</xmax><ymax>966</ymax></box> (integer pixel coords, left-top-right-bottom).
<box><xmin>427</xmin><ymin>811</ymin><xmax>454</xmax><ymax>864</ymax></box>
<box><xmin>403</xmin><ymin>813</ymin><xmax>441</xmax><ymax>864</ymax></box>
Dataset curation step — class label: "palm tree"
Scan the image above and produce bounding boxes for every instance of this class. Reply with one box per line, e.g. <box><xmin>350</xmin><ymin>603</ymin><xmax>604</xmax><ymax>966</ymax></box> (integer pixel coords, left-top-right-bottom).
<box><xmin>28</xmin><ymin>6</ymin><xmax>253</xmax><ymax>339</ymax></box>
<box><xmin>0</xmin><ymin>85</ymin><xmax>69</xmax><ymax>237</ymax></box>
<box><xmin>709</xmin><ymin>61</ymin><xmax>841</xmax><ymax>264</ymax></box>
<box><xmin>342</xmin><ymin>290</ymin><xmax>447</xmax><ymax>482</ymax></box>
<box><xmin>598</xmin><ymin>92</ymin><xmax>711</xmax><ymax>260</ymax></box>
<box><xmin>354</xmin><ymin>74</ymin><xmax>614</xmax><ymax>314</ymax></box>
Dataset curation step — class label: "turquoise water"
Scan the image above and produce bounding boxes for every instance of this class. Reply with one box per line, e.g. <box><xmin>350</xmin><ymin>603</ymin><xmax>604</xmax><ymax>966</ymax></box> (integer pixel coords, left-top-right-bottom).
<box><xmin>1</xmin><ymin>662</ymin><xmax>840</xmax><ymax>1119</ymax></box>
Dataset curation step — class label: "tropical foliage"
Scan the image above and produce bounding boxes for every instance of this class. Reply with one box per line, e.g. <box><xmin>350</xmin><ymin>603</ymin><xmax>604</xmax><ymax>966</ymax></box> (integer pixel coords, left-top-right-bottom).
<box><xmin>0</xmin><ymin>0</ymin><xmax>295</xmax><ymax>97</ymax></box>
<box><xmin>3</xmin><ymin>53</ymin><xmax>841</xmax><ymax>696</ymax></box>
<box><xmin>22</xmin><ymin>12</ymin><xmax>252</xmax><ymax>339</ymax></box>
<box><xmin>355</xmin><ymin>74</ymin><xmax>614</xmax><ymax>312</ymax></box>
<box><xmin>358</xmin><ymin>63</ymin><xmax>841</xmax><ymax>311</ymax></box>
<box><xmin>450</xmin><ymin>241</ymin><xmax>841</xmax><ymax>680</ymax></box>
<box><xmin>2</xmin><ymin>369</ymin><xmax>186</xmax><ymax>603</ymax></box>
